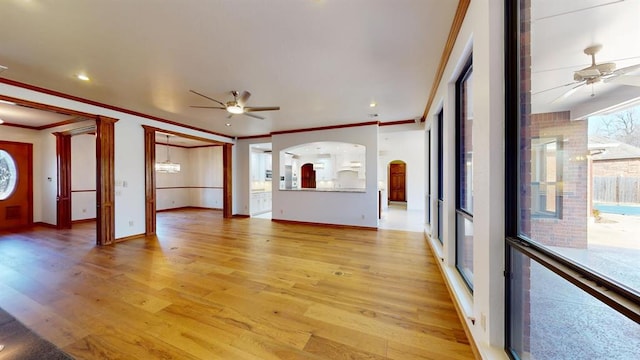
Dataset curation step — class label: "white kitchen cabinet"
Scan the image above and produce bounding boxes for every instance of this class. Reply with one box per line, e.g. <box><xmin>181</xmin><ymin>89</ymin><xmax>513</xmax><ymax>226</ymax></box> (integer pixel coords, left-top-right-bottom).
<box><xmin>251</xmin><ymin>191</ymin><xmax>272</xmax><ymax>215</ymax></box>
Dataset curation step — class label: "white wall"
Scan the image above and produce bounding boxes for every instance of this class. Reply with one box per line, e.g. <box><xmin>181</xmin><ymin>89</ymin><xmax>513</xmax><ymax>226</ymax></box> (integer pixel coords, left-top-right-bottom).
<box><xmin>156</xmin><ymin>144</ymin><xmax>190</xmax><ymax>210</ymax></box>
<box><xmin>156</xmin><ymin>144</ymin><xmax>224</xmax><ymax>210</ymax></box>
<box><xmin>272</xmin><ymin>124</ymin><xmax>379</xmax><ymax>228</ymax></box>
<box><xmin>71</xmin><ymin>134</ymin><xmax>96</xmax><ymax>220</ymax></box>
<box><xmin>378</xmin><ymin>128</ymin><xmax>425</xmax><ymax>211</ymax></box>
<box><xmin>425</xmin><ymin>0</ymin><xmax>506</xmax><ymax>358</ymax></box>
<box><xmin>189</xmin><ymin>146</ymin><xmax>223</xmax><ymax>209</ymax></box>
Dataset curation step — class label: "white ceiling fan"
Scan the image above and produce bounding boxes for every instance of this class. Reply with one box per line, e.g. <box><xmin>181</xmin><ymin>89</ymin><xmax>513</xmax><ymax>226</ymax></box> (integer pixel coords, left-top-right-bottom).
<box><xmin>539</xmin><ymin>45</ymin><xmax>640</xmax><ymax>102</ymax></box>
<box><xmin>189</xmin><ymin>90</ymin><xmax>280</xmax><ymax>120</ymax></box>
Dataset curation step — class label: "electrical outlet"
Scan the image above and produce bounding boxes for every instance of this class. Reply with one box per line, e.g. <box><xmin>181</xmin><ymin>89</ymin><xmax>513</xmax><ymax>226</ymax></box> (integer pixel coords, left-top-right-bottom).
<box><xmin>481</xmin><ymin>313</ymin><xmax>487</xmax><ymax>331</ymax></box>
<box><xmin>128</xmin><ymin>220</ymin><xmax>134</xmax><ymax>227</ymax></box>
<box><xmin>82</xmin><ymin>208</ymin><xmax>87</xmax><ymax>213</ymax></box>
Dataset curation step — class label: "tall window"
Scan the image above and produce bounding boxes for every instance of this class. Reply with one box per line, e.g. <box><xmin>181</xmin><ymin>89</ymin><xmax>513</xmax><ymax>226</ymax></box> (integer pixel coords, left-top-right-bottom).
<box><xmin>456</xmin><ymin>56</ymin><xmax>473</xmax><ymax>290</ymax></box>
<box><xmin>505</xmin><ymin>1</ymin><xmax>640</xmax><ymax>359</ymax></box>
<box><xmin>437</xmin><ymin>108</ymin><xmax>444</xmax><ymax>244</ymax></box>
<box><xmin>426</xmin><ymin>129</ymin><xmax>432</xmax><ymax>226</ymax></box>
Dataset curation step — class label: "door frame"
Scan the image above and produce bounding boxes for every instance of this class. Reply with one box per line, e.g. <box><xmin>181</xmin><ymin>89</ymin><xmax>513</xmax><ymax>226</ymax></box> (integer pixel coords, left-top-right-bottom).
<box><xmin>1</xmin><ymin>94</ymin><xmax>117</xmax><ymax>246</ymax></box>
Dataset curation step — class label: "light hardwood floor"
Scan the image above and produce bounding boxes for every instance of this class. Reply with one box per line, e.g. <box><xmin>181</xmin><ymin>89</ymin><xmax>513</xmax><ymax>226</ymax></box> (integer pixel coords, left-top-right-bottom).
<box><xmin>0</xmin><ymin>209</ymin><xmax>474</xmax><ymax>359</ymax></box>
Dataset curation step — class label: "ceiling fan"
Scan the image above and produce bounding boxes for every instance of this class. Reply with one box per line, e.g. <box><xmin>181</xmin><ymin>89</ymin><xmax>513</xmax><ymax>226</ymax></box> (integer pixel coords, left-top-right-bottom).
<box><xmin>189</xmin><ymin>90</ymin><xmax>280</xmax><ymax>120</ymax></box>
<box><xmin>539</xmin><ymin>45</ymin><xmax>640</xmax><ymax>102</ymax></box>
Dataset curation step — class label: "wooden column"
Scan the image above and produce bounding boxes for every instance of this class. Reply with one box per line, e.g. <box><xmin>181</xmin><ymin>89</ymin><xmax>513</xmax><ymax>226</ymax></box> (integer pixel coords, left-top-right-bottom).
<box><xmin>143</xmin><ymin>126</ymin><xmax>156</xmax><ymax>235</ymax></box>
<box><xmin>96</xmin><ymin>116</ymin><xmax>118</xmax><ymax>246</ymax></box>
<box><xmin>54</xmin><ymin>132</ymin><xmax>72</xmax><ymax>229</ymax></box>
<box><xmin>223</xmin><ymin>143</ymin><xmax>233</xmax><ymax>218</ymax></box>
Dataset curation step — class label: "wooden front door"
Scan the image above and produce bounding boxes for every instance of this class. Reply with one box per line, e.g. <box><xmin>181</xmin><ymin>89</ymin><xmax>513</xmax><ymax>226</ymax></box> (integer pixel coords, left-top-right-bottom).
<box><xmin>301</xmin><ymin>163</ymin><xmax>316</xmax><ymax>189</ymax></box>
<box><xmin>389</xmin><ymin>162</ymin><xmax>406</xmax><ymax>202</ymax></box>
<box><xmin>0</xmin><ymin>141</ymin><xmax>33</xmax><ymax>230</ymax></box>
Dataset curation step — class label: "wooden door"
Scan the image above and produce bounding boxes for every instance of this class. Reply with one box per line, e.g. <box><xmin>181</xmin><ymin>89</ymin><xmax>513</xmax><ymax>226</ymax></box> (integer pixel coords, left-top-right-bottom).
<box><xmin>0</xmin><ymin>141</ymin><xmax>33</xmax><ymax>230</ymax></box>
<box><xmin>301</xmin><ymin>163</ymin><xmax>316</xmax><ymax>189</ymax></box>
<box><xmin>389</xmin><ymin>162</ymin><xmax>406</xmax><ymax>202</ymax></box>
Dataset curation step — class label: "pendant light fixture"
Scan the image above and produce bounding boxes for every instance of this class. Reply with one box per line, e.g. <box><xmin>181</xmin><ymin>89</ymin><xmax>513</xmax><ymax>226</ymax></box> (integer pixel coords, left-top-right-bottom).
<box><xmin>155</xmin><ymin>134</ymin><xmax>181</xmax><ymax>173</ymax></box>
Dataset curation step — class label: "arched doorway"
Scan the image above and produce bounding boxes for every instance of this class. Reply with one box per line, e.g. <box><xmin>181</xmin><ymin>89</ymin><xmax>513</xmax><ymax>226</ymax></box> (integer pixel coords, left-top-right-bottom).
<box><xmin>388</xmin><ymin>160</ymin><xmax>406</xmax><ymax>203</ymax></box>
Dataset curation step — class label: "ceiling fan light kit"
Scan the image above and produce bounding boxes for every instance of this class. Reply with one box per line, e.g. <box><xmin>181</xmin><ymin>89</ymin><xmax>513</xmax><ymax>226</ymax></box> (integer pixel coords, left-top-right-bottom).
<box><xmin>226</xmin><ymin>104</ymin><xmax>244</xmax><ymax>114</ymax></box>
<box><xmin>190</xmin><ymin>89</ymin><xmax>280</xmax><ymax>120</ymax></box>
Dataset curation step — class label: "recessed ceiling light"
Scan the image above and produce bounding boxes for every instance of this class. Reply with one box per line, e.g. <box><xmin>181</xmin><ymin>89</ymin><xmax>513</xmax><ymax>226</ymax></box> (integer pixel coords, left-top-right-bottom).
<box><xmin>0</xmin><ymin>118</ymin><xmax>4</xmax><ymax>124</ymax></box>
<box><xmin>0</xmin><ymin>100</ymin><xmax>16</xmax><ymax>105</ymax></box>
<box><xmin>76</xmin><ymin>74</ymin><xmax>90</xmax><ymax>81</ymax></box>
<box><xmin>225</xmin><ymin>123</ymin><xmax>231</xmax><ymax>127</ymax></box>
<box><xmin>369</xmin><ymin>101</ymin><xmax>377</xmax><ymax>108</ymax></box>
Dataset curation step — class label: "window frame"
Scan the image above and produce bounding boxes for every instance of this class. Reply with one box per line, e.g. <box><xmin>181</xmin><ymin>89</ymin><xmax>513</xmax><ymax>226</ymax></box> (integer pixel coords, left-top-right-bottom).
<box><xmin>455</xmin><ymin>55</ymin><xmax>474</xmax><ymax>291</ymax></box>
<box><xmin>426</xmin><ymin>128</ymin><xmax>432</xmax><ymax>226</ymax></box>
<box><xmin>504</xmin><ymin>1</ymin><xmax>640</xmax><ymax>358</ymax></box>
<box><xmin>437</xmin><ymin>107</ymin><xmax>444</xmax><ymax>244</ymax></box>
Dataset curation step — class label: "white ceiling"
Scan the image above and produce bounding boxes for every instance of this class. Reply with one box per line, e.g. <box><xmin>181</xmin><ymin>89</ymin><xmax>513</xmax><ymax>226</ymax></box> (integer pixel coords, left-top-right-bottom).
<box><xmin>0</xmin><ymin>101</ymin><xmax>73</xmax><ymax>127</ymax></box>
<box><xmin>0</xmin><ymin>0</ymin><xmax>459</xmax><ymax>137</ymax></box>
<box><xmin>531</xmin><ymin>0</ymin><xmax>640</xmax><ymax>116</ymax></box>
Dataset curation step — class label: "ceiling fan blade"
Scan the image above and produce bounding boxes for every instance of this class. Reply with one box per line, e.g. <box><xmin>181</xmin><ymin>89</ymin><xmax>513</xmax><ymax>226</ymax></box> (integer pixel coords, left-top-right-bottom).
<box><xmin>606</xmin><ymin>75</ymin><xmax>640</xmax><ymax>87</ymax></box>
<box><xmin>190</xmin><ymin>106</ymin><xmax>226</xmax><ymax>109</ymax></box>
<box><xmin>243</xmin><ymin>112</ymin><xmax>264</xmax><ymax>120</ymax></box>
<box><xmin>244</xmin><ymin>106</ymin><xmax>280</xmax><ymax>112</ymax></box>
<box><xmin>612</xmin><ymin>63</ymin><xmax>640</xmax><ymax>76</ymax></box>
<box><xmin>189</xmin><ymin>89</ymin><xmax>226</xmax><ymax>107</ymax></box>
<box><xmin>238</xmin><ymin>91</ymin><xmax>251</xmax><ymax>107</ymax></box>
<box><xmin>532</xmin><ymin>81</ymin><xmax>581</xmax><ymax>95</ymax></box>
<box><xmin>552</xmin><ymin>82</ymin><xmax>585</xmax><ymax>103</ymax></box>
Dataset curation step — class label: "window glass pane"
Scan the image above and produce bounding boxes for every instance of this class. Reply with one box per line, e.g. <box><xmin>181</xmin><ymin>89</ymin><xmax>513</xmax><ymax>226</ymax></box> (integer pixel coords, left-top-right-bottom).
<box><xmin>456</xmin><ymin>58</ymin><xmax>473</xmax><ymax>289</ymax></box>
<box><xmin>508</xmin><ymin>248</ymin><xmax>640</xmax><ymax>360</ymax></box>
<box><xmin>518</xmin><ymin>0</ymin><xmax>640</xmax><ymax>295</ymax></box>
<box><xmin>426</xmin><ymin>130</ymin><xmax>431</xmax><ymax>226</ymax></box>
<box><xmin>456</xmin><ymin>212</ymin><xmax>473</xmax><ymax>288</ymax></box>
<box><xmin>0</xmin><ymin>150</ymin><xmax>18</xmax><ymax>200</ymax></box>
<box><xmin>437</xmin><ymin>200</ymin><xmax>443</xmax><ymax>244</ymax></box>
<box><xmin>458</xmin><ymin>69</ymin><xmax>473</xmax><ymax>214</ymax></box>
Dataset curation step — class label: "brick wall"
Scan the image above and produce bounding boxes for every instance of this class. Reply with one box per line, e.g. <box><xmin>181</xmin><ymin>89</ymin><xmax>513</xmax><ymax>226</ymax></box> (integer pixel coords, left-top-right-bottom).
<box><xmin>527</xmin><ymin>111</ymin><xmax>588</xmax><ymax>248</ymax></box>
<box><xmin>593</xmin><ymin>158</ymin><xmax>640</xmax><ymax>177</ymax></box>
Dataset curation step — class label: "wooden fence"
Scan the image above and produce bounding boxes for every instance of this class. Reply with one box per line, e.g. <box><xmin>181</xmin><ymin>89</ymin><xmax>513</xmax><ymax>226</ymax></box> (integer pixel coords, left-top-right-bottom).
<box><xmin>593</xmin><ymin>177</ymin><xmax>640</xmax><ymax>204</ymax></box>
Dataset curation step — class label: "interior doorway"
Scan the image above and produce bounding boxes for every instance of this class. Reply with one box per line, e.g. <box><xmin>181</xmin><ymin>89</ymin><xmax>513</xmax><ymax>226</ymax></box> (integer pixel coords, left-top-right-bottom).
<box><xmin>0</xmin><ymin>95</ymin><xmax>116</xmax><ymax>245</ymax></box>
<box><xmin>143</xmin><ymin>126</ymin><xmax>231</xmax><ymax>236</ymax></box>
<box><xmin>389</xmin><ymin>160</ymin><xmax>407</xmax><ymax>202</ymax></box>
<box><xmin>54</xmin><ymin>117</ymin><xmax>117</xmax><ymax>245</ymax></box>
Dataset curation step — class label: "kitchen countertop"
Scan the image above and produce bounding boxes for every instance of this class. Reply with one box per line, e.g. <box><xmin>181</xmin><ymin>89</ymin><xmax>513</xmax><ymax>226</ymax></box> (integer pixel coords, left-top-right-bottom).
<box><xmin>251</xmin><ymin>189</ymin><xmax>272</xmax><ymax>194</ymax></box>
<box><xmin>280</xmin><ymin>188</ymin><xmax>366</xmax><ymax>193</ymax></box>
